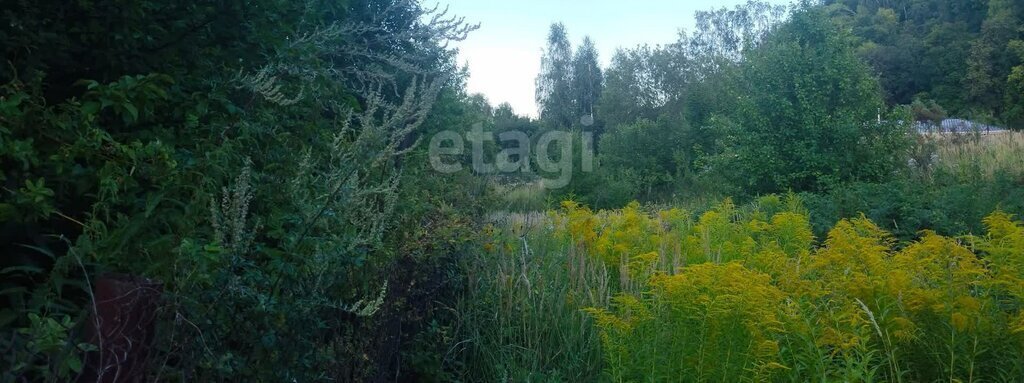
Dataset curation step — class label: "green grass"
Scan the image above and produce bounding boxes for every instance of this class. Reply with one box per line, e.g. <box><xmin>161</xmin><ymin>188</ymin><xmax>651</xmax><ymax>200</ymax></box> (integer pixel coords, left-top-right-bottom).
<box><xmin>452</xmin><ymin>215</ymin><xmax>604</xmax><ymax>382</ymax></box>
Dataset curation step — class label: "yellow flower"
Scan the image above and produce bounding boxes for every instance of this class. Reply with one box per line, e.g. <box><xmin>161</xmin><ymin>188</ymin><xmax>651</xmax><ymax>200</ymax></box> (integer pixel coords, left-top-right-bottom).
<box><xmin>951</xmin><ymin>312</ymin><xmax>970</xmax><ymax>332</ymax></box>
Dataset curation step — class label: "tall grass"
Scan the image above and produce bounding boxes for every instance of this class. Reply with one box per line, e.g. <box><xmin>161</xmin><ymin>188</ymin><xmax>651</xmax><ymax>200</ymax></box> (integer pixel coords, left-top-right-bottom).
<box><xmin>458</xmin><ymin>195</ymin><xmax>1024</xmax><ymax>382</ymax></box>
<box><xmin>492</xmin><ymin>181</ymin><xmax>550</xmax><ymax>212</ymax></box>
<box><xmin>934</xmin><ymin>131</ymin><xmax>1024</xmax><ymax>181</ymax></box>
<box><xmin>453</xmin><ymin>212</ymin><xmax>604</xmax><ymax>382</ymax></box>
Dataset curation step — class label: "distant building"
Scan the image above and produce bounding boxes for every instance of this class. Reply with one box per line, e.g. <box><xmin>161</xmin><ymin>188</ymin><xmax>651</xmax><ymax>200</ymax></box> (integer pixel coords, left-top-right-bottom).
<box><xmin>915</xmin><ymin>119</ymin><xmax>1006</xmax><ymax>134</ymax></box>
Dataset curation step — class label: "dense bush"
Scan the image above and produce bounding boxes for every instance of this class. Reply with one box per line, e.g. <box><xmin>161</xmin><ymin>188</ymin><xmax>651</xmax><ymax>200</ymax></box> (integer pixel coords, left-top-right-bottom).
<box><xmin>802</xmin><ymin>133</ymin><xmax>1024</xmax><ymax>241</ymax></box>
<box><xmin>1</xmin><ymin>0</ymin><xmax>487</xmax><ymax>380</ymax></box>
<box><xmin>802</xmin><ymin>173</ymin><xmax>1024</xmax><ymax>243</ymax></box>
<box><xmin>712</xmin><ymin>7</ymin><xmax>911</xmax><ymax>194</ymax></box>
<box><xmin>596</xmin><ymin>119</ymin><xmax>692</xmax><ymax>202</ymax></box>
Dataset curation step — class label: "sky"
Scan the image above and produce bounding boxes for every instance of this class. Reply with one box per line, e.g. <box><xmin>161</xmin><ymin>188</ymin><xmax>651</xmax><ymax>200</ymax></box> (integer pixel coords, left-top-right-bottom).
<box><xmin>441</xmin><ymin>0</ymin><xmax>793</xmax><ymax>117</ymax></box>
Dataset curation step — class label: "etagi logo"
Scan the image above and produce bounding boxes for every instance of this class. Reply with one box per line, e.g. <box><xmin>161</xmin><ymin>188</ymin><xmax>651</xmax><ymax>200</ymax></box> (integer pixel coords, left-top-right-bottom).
<box><xmin>428</xmin><ymin>123</ymin><xmax>593</xmax><ymax>189</ymax></box>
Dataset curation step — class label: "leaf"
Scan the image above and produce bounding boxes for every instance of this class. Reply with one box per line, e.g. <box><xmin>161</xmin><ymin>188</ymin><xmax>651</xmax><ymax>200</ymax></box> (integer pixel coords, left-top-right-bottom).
<box><xmin>1</xmin><ymin>92</ymin><xmax>25</xmax><ymax>109</ymax></box>
<box><xmin>144</xmin><ymin>192</ymin><xmax>165</xmax><ymax>218</ymax></box>
<box><xmin>81</xmin><ymin>101</ymin><xmax>101</xmax><ymax>116</ymax></box>
<box><xmin>123</xmin><ymin>103</ymin><xmax>139</xmax><ymax>122</ymax></box>
<box><xmin>77</xmin><ymin>342</ymin><xmax>98</xmax><ymax>352</ymax></box>
<box><xmin>74</xmin><ymin>79</ymin><xmax>100</xmax><ymax>90</ymax></box>
<box><xmin>16</xmin><ymin>244</ymin><xmax>56</xmax><ymax>259</ymax></box>
<box><xmin>66</xmin><ymin>354</ymin><xmax>83</xmax><ymax>373</ymax></box>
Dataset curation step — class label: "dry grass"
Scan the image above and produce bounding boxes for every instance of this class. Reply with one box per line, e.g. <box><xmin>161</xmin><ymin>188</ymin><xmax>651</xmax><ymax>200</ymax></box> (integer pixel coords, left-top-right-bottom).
<box><xmin>932</xmin><ymin>131</ymin><xmax>1024</xmax><ymax>180</ymax></box>
<box><xmin>490</xmin><ymin>180</ymin><xmax>550</xmax><ymax>212</ymax></box>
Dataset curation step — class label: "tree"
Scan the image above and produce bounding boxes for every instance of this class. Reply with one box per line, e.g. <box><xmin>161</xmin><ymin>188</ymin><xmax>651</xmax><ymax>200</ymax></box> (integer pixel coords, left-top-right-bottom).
<box><xmin>965</xmin><ymin>0</ymin><xmax>1021</xmax><ymax>116</ymax></box>
<box><xmin>600</xmin><ymin>46</ymin><xmax>675</xmax><ymax>129</ymax></box>
<box><xmin>685</xmin><ymin>0</ymin><xmax>788</xmax><ymax>73</ymax></box>
<box><xmin>536</xmin><ymin>23</ymin><xmax>576</xmax><ymax>129</ymax></box>
<box><xmin>599</xmin><ymin>118</ymin><xmax>691</xmax><ymax>201</ymax></box>
<box><xmin>571</xmin><ymin>37</ymin><xmax>604</xmax><ymax>130</ymax></box>
<box><xmin>823</xmin><ymin>0</ymin><xmax>1024</xmax><ymax>124</ymax></box>
<box><xmin>1005</xmin><ymin>40</ymin><xmax>1024</xmax><ymax>128</ymax></box>
<box><xmin>719</xmin><ymin>6</ymin><xmax>909</xmax><ymax>193</ymax></box>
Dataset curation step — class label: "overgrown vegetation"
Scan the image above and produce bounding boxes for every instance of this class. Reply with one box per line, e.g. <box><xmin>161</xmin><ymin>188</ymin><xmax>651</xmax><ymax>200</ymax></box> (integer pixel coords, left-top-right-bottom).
<box><xmin>521</xmin><ymin>0</ymin><xmax>1023</xmax><ymax>209</ymax></box>
<box><xmin>1</xmin><ymin>0</ymin><xmax>487</xmax><ymax>380</ymax></box>
<box><xmin>456</xmin><ymin>0</ymin><xmax>1024</xmax><ymax>381</ymax></box>
<box><xmin>2</xmin><ymin>0</ymin><xmax>1022</xmax><ymax>381</ymax></box>
<box><xmin>803</xmin><ymin>131</ymin><xmax>1024</xmax><ymax>242</ymax></box>
<box><xmin>463</xmin><ymin>197</ymin><xmax>1024</xmax><ymax>382</ymax></box>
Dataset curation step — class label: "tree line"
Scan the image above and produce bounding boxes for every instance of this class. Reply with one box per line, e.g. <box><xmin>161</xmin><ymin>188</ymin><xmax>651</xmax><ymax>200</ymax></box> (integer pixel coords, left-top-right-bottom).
<box><xmin>519</xmin><ymin>0</ymin><xmax>1022</xmax><ymax>208</ymax></box>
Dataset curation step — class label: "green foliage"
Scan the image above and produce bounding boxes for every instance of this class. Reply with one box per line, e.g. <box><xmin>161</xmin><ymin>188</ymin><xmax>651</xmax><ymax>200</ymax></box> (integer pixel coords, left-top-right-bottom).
<box><xmin>1</xmin><ymin>0</ymin><xmax>484</xmax><ymax>380</ymax></box>
<box><xmin>1005</xmin><ymin>40</ymin><xmax>1024</xmax><ymax>127</ymax></box>
<box><xmin>909</xmin><ymin>98</ymin><xmax>948</xmax><ymax>123</ymax></box>
<box><xmin>536</xmin><ymin>23</ymin><xmax>578</xmax><ymax>130</ymax></box>
<box><xmin>715</xmin><ymin>6</ymin><xmax>910</xmax><ymax>194</ymax></box>
<box><xmin>827</xmin><ymin>0</ymin><xmax>1024</xmax><ymax>128</ymax></box>
<box><xmin>802</xmin><ymin>133</ymin><xmax>1024</xmax><ymax>242</ymax></box>
<box><xmin>5</xmin><ymin>0</ymin><xmax>1023</xmax><ymax>380</ymax></box>
<box><xmin>7</xmin><ymin>313</ymin><xmax>92</xmax><ymax>380</ymax></box>
<box><xmin>476</xmin><ymin>198</ymin><xmax>1024</xmax><ymax>382</ymax></box>
<box><xmin>596</xmin><ymin>118</ymin><xmax>694</xmax><ymax>203</ymax></box>
<box><xmin>564</xmin><ymin>2</ymin><xmax>913</xmax><ymax>204</ymax></box>
<box><xmin>572</xmin><ymin>38</ymin><xmax>604</xmax><ymax>127</ymax></box>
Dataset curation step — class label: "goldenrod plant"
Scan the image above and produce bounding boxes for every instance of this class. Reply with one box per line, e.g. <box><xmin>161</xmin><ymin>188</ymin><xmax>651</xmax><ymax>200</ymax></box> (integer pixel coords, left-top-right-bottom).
<box><xmin>462</xmin><ymin>195</ymin><xmax>1024</xmax><ymax>382</ymax></box>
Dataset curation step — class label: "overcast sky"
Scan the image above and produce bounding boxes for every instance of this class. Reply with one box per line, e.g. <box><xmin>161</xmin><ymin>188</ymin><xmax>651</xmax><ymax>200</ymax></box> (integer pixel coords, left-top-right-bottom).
<box><xmin>442</xmin><ymin>0</ymin><xmax>794</xmax><ymax>117</ymax></box>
